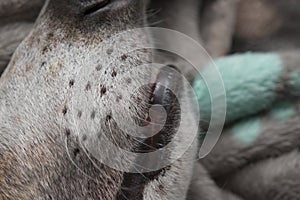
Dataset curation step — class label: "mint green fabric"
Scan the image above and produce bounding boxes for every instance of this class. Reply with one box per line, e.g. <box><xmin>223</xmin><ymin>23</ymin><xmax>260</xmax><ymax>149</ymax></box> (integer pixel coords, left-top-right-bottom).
<box><xmin>232</xmin><ymin>117</ymin><xmax>261</xmax><ymax>144</ymax></box>
<box><xmin>270</xmin><ymin>101</ymin><xmax>295</xmax><ymax>122</ymax></box>
<box><xmin>289</xmin><ymin>72</ymin><xmax>300</xmax><ymax>96</ymax></box>
<box><xmin>193</xmin><ymin>53</ymin><xmax>283</xmax><ymax>124</ymax></box>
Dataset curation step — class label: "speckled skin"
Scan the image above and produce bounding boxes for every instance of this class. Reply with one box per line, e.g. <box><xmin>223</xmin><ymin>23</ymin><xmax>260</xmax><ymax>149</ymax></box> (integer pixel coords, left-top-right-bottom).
<box><xmin>0</xmin><ymin>0</ymin><xmax>200</xmax><ymax>199</ymax></box>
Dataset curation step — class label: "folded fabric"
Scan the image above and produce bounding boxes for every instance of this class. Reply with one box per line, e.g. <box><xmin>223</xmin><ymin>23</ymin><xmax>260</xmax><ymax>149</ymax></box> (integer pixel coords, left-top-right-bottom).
<box><xmin>194</xmin><ymin>52</ymin><xmax>300</xmax><ymax>124</ymax></box>
<box><xmin>191</xmin><ymin>51</ymin><xmax>300</xmax><ymax>200</ymax></box>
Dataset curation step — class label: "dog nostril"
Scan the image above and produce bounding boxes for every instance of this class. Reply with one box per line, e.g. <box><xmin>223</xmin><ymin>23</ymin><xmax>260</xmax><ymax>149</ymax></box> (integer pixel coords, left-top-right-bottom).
<box><xmin>83</xmin><ymin>0</ymin><xmax>110</xmax><ymax>15</ymax></box>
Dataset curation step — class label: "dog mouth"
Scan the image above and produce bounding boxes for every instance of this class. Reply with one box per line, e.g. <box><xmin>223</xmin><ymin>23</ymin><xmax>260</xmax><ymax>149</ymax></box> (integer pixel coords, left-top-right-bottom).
<box><xmin>116</xmin><ymin>66</ymin><xmax>183</xmax><ymax>200</ymax></box>
<box><xmin>136</xmin><ymin>66</ymin><xmax>183</xmax><ymax>153</ymax></box>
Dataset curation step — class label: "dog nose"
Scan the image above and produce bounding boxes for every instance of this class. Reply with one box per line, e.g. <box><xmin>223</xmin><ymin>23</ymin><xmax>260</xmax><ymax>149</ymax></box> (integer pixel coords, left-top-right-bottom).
<box><xmin>80</xmin><ymin>0</ymin><xmax>139</xmax><ymax>16</ymax></box>
<box><xmin>49</xmin><ymin>0</ymin><xmax>140</xmax><ymax>19</ymax></box>
<box><xmin>81</xmin><ymin>0</ymin><xmax>111</xmax><ymax>15</ymax></box>
<box><xmin>49</xmin><ymin>0</ymin><xmax>114</xmax><ymax>16</ymax></box>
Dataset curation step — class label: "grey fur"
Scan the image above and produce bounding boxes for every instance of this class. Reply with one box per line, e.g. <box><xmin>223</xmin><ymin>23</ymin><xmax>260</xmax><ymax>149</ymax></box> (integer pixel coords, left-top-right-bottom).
<box><xmin>3</xmin><ymin>1</ymin><xmax>300</xmax><ymax>200</ymax></box>
<box><xmin>0</xmin><ymin>0</ymin><xmax>200</xmax><ymax>199</ymax></box>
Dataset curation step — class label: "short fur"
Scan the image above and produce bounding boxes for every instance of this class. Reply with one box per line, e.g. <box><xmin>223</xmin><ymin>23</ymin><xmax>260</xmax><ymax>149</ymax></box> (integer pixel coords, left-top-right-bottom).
<box><xmin>0</xmin><ymin>0</ymin><xmax>200</xmax><ymax>199</ymax></box>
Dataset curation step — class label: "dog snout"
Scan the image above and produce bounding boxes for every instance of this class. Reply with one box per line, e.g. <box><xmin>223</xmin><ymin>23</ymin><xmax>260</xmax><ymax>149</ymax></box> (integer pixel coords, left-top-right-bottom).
<box><xmin>49</xmin><ymin>0</ymin><xmax>142</xmax><ymax>20</ymax></box>
<box><xmin>81</xmin><ymin>0</ymin><xmax>111</xmax><ymax>15</ymax></box>
<box><xmin>82</xmin><ymin>0</ymin><xmax>141</xmax><ymax>16</ymax></box>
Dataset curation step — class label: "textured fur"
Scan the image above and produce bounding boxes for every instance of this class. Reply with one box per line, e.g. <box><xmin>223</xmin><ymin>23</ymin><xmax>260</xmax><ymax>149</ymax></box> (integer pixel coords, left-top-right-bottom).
<box><xmin>0</xmin><ymin>0</ymin><xmax>200</xmax><ymax>199</ymax></box>
<box><xmin>5</xmin><ymin>1</ymin><xmax>300</xmax><ymax>200</ymax></box>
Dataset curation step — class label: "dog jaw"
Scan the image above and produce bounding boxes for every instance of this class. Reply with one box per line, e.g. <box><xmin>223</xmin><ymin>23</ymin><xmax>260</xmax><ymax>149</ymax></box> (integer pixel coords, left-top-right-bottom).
<box><xmin>0</xmin><ymin>0</ymin><xmax>199</xmax><ymax>199</ymax></box>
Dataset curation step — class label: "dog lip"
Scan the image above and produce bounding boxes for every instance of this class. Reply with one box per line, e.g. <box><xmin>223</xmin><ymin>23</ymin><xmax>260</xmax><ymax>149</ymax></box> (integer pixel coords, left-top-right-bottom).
<box><xmin>152</xmin><ymin>65</ymin><xmax>182</xmax><ymax>112</ymax></box>
<box><xmin>135</xmin><ymin>65</ymin><xmax>183</xmax><ymax>152</ymax></box>
<box><xmin>116</xmin><ymin>66</ymin><xmax>182</xmax><ymax>199</ymax></box>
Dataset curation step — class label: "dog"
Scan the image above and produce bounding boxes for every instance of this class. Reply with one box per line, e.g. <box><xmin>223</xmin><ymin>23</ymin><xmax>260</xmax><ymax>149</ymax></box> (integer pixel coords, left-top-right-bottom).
<box><xmin>0</xmin><ymin>0</ymin><xmax>202</xmax><ymax>199</ymax></box>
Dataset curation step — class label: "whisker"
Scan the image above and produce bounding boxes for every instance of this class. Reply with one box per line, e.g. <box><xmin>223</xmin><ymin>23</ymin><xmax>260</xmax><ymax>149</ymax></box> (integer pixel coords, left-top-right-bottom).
<box><xmin>108</xmin><ymin>120</ymin><xmax>152</xmax><ymax>178</ymax></box>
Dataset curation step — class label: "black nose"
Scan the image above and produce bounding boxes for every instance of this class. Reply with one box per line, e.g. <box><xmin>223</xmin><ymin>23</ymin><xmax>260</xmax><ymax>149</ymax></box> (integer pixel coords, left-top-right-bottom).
<box><xmin>49</xmin><ymin>0</ymin><xmax>141</xmax><ymax>19</ymax></box>
<box><xmin>81</xmin><ymin>0</ymin><xmax>111</xmax><ymax>15</ymax></box>
<box><xmin>49</xmin><ymin>0</ymin><xmax>112</xmax><ymax>16</ymax></box>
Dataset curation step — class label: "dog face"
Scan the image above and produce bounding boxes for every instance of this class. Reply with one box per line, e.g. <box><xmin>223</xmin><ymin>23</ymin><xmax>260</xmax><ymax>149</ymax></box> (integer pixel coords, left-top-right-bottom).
<box><xmin>0</xmin><ymin>0</ymin><xmax>199</xmax><ymax>199</ymax></box>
